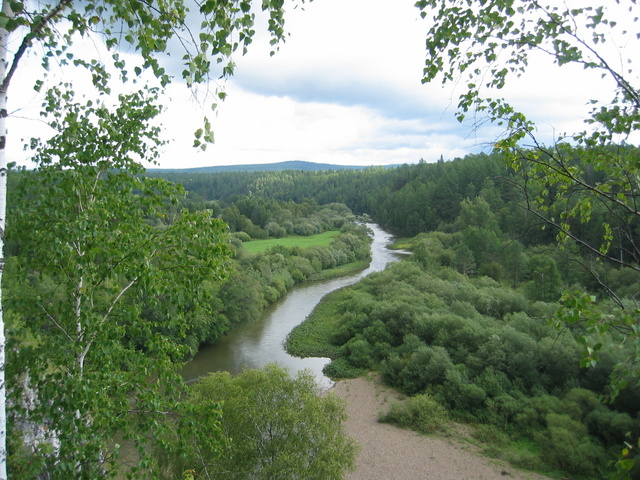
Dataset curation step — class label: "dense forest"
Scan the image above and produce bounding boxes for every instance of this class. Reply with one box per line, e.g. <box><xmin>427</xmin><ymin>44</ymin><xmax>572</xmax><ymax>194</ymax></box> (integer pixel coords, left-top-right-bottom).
<box><xmin>152</xmin><ymin>146</ymin><xmax>640</xmax><ymax>479</ymax></box>
<box><xmin>7</xmin><ymin>143</ymin><xmax>640</xmax><ymax>478</ymax></box>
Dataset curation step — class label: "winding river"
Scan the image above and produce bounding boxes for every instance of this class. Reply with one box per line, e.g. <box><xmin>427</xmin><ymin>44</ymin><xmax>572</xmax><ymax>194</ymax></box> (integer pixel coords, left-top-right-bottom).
<box><xmin>181</xmin><ymin>224</ymin><xmax>407</xmax><ymax>390</ymax></box>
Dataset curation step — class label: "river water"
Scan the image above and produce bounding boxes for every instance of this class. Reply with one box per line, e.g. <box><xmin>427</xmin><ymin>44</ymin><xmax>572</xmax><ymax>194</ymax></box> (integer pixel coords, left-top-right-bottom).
<box><xmin>181</xmin><ymin>224</ymin><xmax>407</xmax><ymax>390</ymax></box>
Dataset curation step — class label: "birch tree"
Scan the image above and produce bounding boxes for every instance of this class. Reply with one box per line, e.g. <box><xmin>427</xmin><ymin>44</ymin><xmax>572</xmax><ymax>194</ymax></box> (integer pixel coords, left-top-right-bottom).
<box><xmin>5</xmin><ymin>84</ymin><xmax>234</xmax><ymax>479</ymax></box>
<box><xmin>0</xmin><ymin>0</ymin><xmax>307</xmax><ymax>477</ymax></box>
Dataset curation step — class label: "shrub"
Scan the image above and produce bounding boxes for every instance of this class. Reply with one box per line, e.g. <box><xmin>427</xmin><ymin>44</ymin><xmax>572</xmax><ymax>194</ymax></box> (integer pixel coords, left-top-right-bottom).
<box><xmin>562</xmin><ymin>388</ymin><xmax>601</xmax><ymax>421</ymax></box>
<box><xmin>378</xmin><ymin>394</ymin><xmax>449</xmax><ymax>434</ymax></box>
<box><xmin>513</xmin><ymin>394</ymin><xmax>563</xmax><ymax>435</ymax></box>
<box><xmin>397</xmin><ymin>345</ymin><xmax>454</xmax><ymax>394</ymax></box>
<box><xmin>472</xmin><ymin>424</ymin><xmax>510</xmax><ymax>448</ymax></box>
<box><xmin>158</xmin><ymin>365</ymin><xmax>357</xmax><ymax>480</ymax></box>
<box><xmin>331</xmin><ymin>311</ymin><xmax>369</xmax><ymax>346</ymax></box>
<box><xmin>536</xmin><ymin>336</ymin><xmax>581</xmax><ymax>391</ymax></box>
<box><xmin>537</xmin><ymin>413</ymin><xmax>606</xmax><ymax>477</ymax></box>
<box><xmin>362</xmin><ymin>319</ymin><xmax>394</xmax><ymax>347</ymax></box>
<box><xmin>233</xmin><ymin>231</ymin><xmax>252</xmax><ymax>242</ymax></box>
<box><xmin>477</xmin><ymin>261</ymin><xmax>504</xmax><ymax>281</ymax></box>
<box><xmin>380</xmin><ymin>354</ymin><xmax>405</xmax><ymax>388</ymax></box>
<box><xmin>585</xmin><ymin>408</ymin><xmax>635</xmax><ymax>446</ymax></box>
<box><xmin>442</xmin><ymin>368</ymin><xmax>487</xmax><ymax>417</ymax></box>
<box><xmin>343</xmin><ymin>338</ymin><xmax>375</xmax><ymax>369</ymax></box>
<box><xmin>323</xmin><ymin>358</ymin><xmax>366</xmax><ymax>379</ymax></box>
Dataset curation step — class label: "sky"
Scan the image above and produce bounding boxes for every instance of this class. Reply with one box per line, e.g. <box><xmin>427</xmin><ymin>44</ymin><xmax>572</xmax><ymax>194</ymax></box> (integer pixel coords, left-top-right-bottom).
<box><xmin>5</xmin><ymin>0</ymin><xmax>636</xmax><ymax>170</ymax></box>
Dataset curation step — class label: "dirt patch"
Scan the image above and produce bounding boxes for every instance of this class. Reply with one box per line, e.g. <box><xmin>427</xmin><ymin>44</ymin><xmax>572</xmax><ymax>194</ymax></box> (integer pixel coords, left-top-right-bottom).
<box><xmin>328</xmin><ymin>373</ymin><xmax>552</xmax><ymax>480</ymax></box>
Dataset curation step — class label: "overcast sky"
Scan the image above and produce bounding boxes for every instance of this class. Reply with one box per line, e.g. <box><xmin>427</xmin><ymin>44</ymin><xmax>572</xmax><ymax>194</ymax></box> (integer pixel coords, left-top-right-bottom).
<box><xmin>6</xmin><ymin>0</ymin><xmax>635</xmax><ymax>170</ymax></box>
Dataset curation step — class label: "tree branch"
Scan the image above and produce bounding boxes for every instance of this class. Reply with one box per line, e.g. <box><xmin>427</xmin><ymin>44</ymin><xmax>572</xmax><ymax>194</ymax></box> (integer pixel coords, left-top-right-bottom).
<box><xmin>77</xmin><ymin>276</ymin><xmax>138</xmax><ymax>373</ymax></box>
<box><xmin>1</xmin><ymin>0</ymin><xmax>74</xmax><ymax>94</ymax></box>
<box><xmin>40</xmin><ymin>305</ymin><xmax>74</xmax><ymax>342</ymax></box>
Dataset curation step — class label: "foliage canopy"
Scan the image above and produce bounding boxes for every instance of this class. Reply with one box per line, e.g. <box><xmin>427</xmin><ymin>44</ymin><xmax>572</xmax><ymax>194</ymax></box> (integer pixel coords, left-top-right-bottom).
<box><xmin>158</xmin><ymin>364</ymin><xmax>357</xmax><ymax>480</ymax></box>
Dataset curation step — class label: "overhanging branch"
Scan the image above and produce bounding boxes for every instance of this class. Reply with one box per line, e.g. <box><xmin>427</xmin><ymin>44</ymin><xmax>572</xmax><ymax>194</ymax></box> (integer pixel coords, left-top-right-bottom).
<box><xmin>1</xmin><ymin>0</ymin><xmax>74</xmax><ymax>94</ymax></box>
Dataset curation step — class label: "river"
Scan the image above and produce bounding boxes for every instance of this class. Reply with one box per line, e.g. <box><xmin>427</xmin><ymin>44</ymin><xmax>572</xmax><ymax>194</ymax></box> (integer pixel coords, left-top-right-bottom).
<box><xmin>181</xmin><ymin>224</ymin><xmax>407</xmax><ymax>390</ymax></box>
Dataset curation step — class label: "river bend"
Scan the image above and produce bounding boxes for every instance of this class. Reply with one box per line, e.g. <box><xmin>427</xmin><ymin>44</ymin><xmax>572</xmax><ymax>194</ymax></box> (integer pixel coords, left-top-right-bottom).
<box><xmin>181</xmin><ymin>224</ymin><xmax>405</xmax><ymax>390</ymax></box>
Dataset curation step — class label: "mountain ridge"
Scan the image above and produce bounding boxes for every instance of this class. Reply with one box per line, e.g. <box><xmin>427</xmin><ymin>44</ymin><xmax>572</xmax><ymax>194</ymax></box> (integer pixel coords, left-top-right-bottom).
<box><xmin>150</xmin><ymin>160</ymin><xmax>393</xmax><ymax>173</ymax></box>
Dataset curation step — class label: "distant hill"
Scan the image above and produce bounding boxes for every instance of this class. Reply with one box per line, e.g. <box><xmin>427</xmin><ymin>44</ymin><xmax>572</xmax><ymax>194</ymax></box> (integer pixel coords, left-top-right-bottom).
<box><xmin>150</xmin><ymin>160</ymin><xmax>386</xmax><ymax>173</ymax></box>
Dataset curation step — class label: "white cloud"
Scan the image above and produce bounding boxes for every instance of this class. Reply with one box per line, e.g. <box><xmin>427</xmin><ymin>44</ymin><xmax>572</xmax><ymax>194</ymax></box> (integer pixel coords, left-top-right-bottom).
<box><xmin>5</xmin><ymin>0</ymin><xmax>637</xmax><ymax>170</ymax></box>
<box><xmin>159</xmin><ymin>82</ymin><xmax>478</xmax><ymax>168</ymax></box>
<box><xmin>157</xmin><ymin>0</ymin><xmax>477</xmax><ymax>168</ymax></box>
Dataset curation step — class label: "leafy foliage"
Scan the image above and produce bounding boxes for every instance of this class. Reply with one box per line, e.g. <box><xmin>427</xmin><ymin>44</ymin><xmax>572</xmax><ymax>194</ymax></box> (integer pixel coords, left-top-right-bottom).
<box><xmin>5</xmin><ymin>87</ymin><xmax>231</xmax><ymax>479</ymax></box>
<box><xmin>0</xmin><ymin>0</ymin><xmax>311</xmax><ymax>476</ymax></box>
<box><xmin>157</xmin><ymin>364</ymin><xmax>357</xmax><ymax>480</ymax></box>
<box><xmin>414</xmin><ymin>3</ymin><xmax>640</xmax><ymax>473</ymax></box>
<box><xmin>378</xmin><ymin>393</ymin><xmax>449</xmax><ymax>435</ymax></box>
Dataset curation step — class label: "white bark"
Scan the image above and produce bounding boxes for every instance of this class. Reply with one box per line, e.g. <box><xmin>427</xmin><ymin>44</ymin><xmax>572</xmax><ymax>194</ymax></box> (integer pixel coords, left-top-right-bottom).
<box><xmin>0</xmin><ymin>1</ymin><xmax>10</xmax><ymax>476</ymax></box>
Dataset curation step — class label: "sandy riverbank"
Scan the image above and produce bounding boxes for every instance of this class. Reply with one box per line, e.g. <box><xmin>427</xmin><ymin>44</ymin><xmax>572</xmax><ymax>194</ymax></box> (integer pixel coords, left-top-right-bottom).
<box><xmin>329</xmin><ymin>373</ymin><xmax>553</xmax><ymax>480</ymax></box>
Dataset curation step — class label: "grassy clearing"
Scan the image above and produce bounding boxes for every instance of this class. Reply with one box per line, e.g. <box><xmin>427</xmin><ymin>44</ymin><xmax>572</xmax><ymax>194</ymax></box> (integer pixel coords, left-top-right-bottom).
<box><xmin>242</xmin><ymin>230</ymin><xmax>341</xmax><ymax>254</ymax></box>
<box><xmin>285</xmin><ymin>288</ymin><xmax>350</xmax><ymax>359</ymax></box>
<box><xmin>389</xmin><ymin>238</ymin><xmax>413</xmax><ymax>250</ymax></box>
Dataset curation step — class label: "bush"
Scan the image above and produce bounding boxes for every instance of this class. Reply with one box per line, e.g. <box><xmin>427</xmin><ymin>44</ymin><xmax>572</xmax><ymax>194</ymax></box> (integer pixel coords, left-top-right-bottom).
<box><xmin>397</xmin><ymin>345</ymin><xmax>454</xmax><ymax>394</ymax></box>
<box><xmin>158</xmin><ymin>365</ymin><xmax>357</xmax><ymax>480</ymax></box>
<box><xmin>323</xmin><ymin>358</ymin><xmax>366</xmax><ymax>379</ymax></box>
<box><xmin>585</xmin><ymin>408</ymin><xmax>635</xmax><ymax>446</ymax></box>
<box><xmin>538</xmin><ymin>413</ymin><xmax>607</xmax><ymax>477</ymax></box>
<box><xmin>343</xmin><ymin>338</ymin><xmax>375</xmax><ymax>369</ymax></box>
<box><xmin>472</xmin><ymin>424</ymin><xmax>510</xmax><ymax>448</ymax></box>
<box><xmin>441</xmin><ymin>368</ymin><xmax>487</xmax><ymax>417</ymax></box>
<box><xmin>378</xmin><ymin>394</ymin><xmax>449</xmax><ymax>434</ymax></box>
<box><xmin>562</xmin><ymin>388</ymin><xmax>601</xmax><ymax>421</ymax></box>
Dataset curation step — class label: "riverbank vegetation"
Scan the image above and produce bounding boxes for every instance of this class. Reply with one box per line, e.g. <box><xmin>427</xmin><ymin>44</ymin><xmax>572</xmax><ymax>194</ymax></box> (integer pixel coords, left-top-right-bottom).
<box><xmin>289</xmin><ymin>257</ymin><xmax>637</xmax><ymax>478</ymax></box>
<box><xmin>275</xmin><ymin>152</ymin><xmax>640</xmax><ymax>478</ymax></box>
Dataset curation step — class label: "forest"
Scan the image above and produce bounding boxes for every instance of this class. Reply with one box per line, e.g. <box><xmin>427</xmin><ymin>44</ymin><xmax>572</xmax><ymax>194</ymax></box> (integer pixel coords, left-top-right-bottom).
<box><xmin>5</xmin><ymin>142</ymin><xmax>640</xmax><ymax>479</ymax></box>
<box><xmin>157</xmin><ymin>145</ymin><xmax>640</xmax><ymax>479</ymax></box>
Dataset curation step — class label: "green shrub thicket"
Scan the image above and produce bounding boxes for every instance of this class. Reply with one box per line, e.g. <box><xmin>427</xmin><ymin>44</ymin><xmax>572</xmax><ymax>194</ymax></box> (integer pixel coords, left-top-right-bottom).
<box><xmin>288</xmin><ymin>246</ymin><xmax>640</xmax><ymax>479</ymax></box>
<box><xmin>378</xmin><ymin>393</ymin><xmax>449</xmax><ymax>434</ymax></box>
<box><xmin>156</xmin><ymin>365</ymin><xmax>358</xmax><ymax>480</ymax></box>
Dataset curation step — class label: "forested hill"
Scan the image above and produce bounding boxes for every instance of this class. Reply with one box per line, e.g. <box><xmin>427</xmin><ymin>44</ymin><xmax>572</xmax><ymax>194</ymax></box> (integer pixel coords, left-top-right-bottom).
<box><xmin>151</xmin><ymin>153</ymin><xmax>526</xmax><ymax>239</ymax></box>
<box><xmin>150</xmin><ymin>160</ymin><xmax>380</xmax><ymax>173</ymax></box>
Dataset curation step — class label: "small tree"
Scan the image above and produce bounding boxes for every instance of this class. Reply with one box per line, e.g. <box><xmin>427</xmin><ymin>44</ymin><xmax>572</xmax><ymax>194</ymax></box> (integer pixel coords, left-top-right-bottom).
<box><xmin>159</xmin><ymin>364</ymin><xmax>358</xmax><ymax>480</ymax></box>
<box><xmin>524</xmin><ymin>254</ymin><xmax>562</xmax><ymax>303</ymax></box>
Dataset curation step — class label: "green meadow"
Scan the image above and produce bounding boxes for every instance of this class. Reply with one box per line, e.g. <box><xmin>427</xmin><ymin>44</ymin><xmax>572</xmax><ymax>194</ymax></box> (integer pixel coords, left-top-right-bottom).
<box><xmin>241</xmin><ymin>230</ymin><xmax>341</xmax><ymax>254</ymax></box>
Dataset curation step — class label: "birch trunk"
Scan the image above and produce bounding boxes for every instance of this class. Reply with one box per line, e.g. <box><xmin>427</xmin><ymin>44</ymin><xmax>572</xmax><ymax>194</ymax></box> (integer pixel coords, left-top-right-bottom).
<box><xmin>0</xmin><ymin>0</ymin><xmax>10</xmax><ymax>476</ymax></box>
